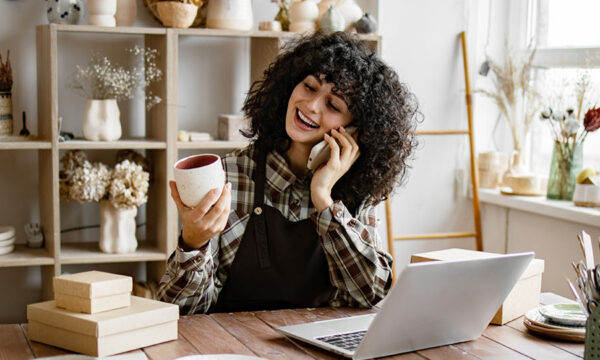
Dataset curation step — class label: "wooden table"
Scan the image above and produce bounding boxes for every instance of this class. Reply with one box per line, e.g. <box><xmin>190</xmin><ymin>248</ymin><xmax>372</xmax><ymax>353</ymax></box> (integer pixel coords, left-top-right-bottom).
<box><xmin>0</xmin><ymin>305</ymin><xmax>584</xmax><ymax>360</ymax></box>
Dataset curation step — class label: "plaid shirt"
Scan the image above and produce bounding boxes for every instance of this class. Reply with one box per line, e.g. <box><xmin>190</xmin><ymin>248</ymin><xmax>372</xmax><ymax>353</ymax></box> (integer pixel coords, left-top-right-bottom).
<box><xmin>158</xmin><ymin>143</ymin><xmax>393</xmax><ymax>315</ymax></box>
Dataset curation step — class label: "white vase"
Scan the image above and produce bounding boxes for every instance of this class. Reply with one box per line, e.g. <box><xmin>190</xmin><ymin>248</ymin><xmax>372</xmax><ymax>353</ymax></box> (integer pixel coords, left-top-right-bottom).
<box><xmin>206</xmin><ymin>0</ymin><xmax>253</xmax><ymax>31</ymax></box>
<box><xmin>115</xmin><ymin>0</ymin><xmax>137</xmax><ymax>26</ymax></box>
<box><xmin>99</xmin><ymin>200</ymin><xmax>138</xmax><ymax>254</ymax></box>
<box><xmin>88</xmin><ymin>0</ymin><xmax>117</xmax><ymax>26</ymax></box>
<box><xmin>83</xmin><ymin>99</ymin><xmax>122</xmax><ymax>141</ymax></box>
<box><xmin>335</xmin><ymin>0</ymin><xmax>362</xmax><ymax>31</ymax></box>
<box><xmin>289</xmin><ymin>0</ymin><xmax>319</xmax><ymax>23</ymax></box>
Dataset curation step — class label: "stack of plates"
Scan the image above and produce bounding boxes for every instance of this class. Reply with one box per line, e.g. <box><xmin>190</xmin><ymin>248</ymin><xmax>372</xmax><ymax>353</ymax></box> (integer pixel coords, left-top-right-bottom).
<box><xmin>0</xmin><ymin>226</ymin><xmax>16</xmax><ymax>255</ymax></box>
<box><xmin>523</xmin><ymin>304</ymin><xmax>586</xmax><ymax>342</ymax></box>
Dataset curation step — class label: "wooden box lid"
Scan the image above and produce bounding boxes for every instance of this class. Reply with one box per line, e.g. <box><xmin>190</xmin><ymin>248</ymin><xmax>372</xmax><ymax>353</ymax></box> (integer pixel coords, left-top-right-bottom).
<box><xmin>410</xmin><ymin>248</ymin><xmax>544</xmax><ymax>279</ymax></box>
<box><xmin>27</xmin><ymin>296</ymin><xmax>179</xmax><ymax>337</ymax></box>
<box><xmin>53</xmin><ymin>271</ymin><xmax>132</xmax><ymax>299</ymax></box>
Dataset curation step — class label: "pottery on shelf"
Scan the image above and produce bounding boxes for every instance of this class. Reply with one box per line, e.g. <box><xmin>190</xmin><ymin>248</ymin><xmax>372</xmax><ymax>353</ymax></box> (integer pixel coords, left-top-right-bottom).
<box><xmin>335</xmin><ymin>0</ymin><xmax>362</xmax><ymax>31</ymax></box>
<box><xmin>156</xmin><ymin>2</ymin><xmax>198</xmax><ymax>28</ymax></box>
<box><xmin>206</xmin><ymin>0</ymin><xmax>253</xmax><ymax>31</ymax></box>
<box><xmin>99</xmin><ymin>200</ymin><xmax>138</xmax><ymax>254</ymax></box>
<box><xmin>289</xmin><ymin>0</ymin><xmax>318</xmax><ymax>33</ymax></box>
<box><xmin>573</xmin><ymin>184</ymin><xmax>600</xmax><ymax>207</ymax></box>
<box><xmin>88</xmin><ymin>0</ymin><xmax>117</xmax><ymax>26</ymax></box>
<box><xmin>319</xmin><ymin>5</ymin><xmax>345</xmax><ymax>32</ymax></box>
<box><xmin>355</xmin><ymin>13</ymin><xmax>377</xmax><ymax>34</ymax></box>
<box><xmin>46</xmin><ymin>0</ymin><xmax>83</xmax><ymax>25</ymax></box>
<box><xmin>0</xmin><ymin>91</ymin><xmax>13</xmax><ymax>136</ymax></box>
<box><xmin>82</xmin><ymin>99</ymin><xmax>121</xmax><ymax>141</ymax></box>
<box><xmin>115</xmin><ymin>0</ymin><xmax>137</xmax><ymax>26</ymax></box>
<box><xmin>317</xmin><ymin>0</ymin><xmax>338</xmax><ymax>22</ymax></box>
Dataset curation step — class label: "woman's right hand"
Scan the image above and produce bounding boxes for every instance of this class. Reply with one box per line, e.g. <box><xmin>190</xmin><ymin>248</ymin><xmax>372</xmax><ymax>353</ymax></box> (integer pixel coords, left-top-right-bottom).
<box><xmin>170</xmin><ymin>181</ymin><xmax>232</xmax><ymax>249</ymax></box>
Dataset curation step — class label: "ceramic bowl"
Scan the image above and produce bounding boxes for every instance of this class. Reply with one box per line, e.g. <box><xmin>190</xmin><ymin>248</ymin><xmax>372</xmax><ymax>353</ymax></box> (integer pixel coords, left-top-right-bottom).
<box><xmin>573</xmin><ymin>183</ymin><xmax>600</xmax><ymax>207</ymax></box>
<box><xmin>173</xmin><ymin>154</ymin><xmax>225</xmax><ymax>208</ymax></box>
<box><xmin>0</xmin><ymin>245</ymin><xmax>14</xmax><ymax>255</ymax></box>
<box><xmin>0</xmin><ymin>236</ymin><xmax>15</xmax><ymax>247</ymax></box>
<box><xmin>157</xmin><ymin>2</ymin><xmax>198</xmax><ymax>28</ymax></box>
<box><xmin>0</xmin><ymin>226</ymin><xmax>15</xmax><ymax>241</ymax></box>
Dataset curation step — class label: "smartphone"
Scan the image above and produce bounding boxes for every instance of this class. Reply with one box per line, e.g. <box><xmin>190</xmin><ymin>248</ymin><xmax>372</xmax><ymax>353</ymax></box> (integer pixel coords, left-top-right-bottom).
<box><xmin>306</xmin><ymin>126</ymin><xmax>358</xmax><ymax>170</ymax></box>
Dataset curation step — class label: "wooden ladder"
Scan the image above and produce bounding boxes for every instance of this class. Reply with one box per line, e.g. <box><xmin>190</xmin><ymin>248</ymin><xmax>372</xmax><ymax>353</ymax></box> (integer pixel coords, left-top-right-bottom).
<box><xmin>385</xmin><ymin>31</ymin><xmax>482</xmax><ymax>283</ymax></box>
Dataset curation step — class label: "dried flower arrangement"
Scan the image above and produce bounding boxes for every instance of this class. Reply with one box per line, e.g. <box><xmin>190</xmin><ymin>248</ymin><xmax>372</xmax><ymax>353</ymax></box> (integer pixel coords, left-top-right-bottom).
<box><xmin>271</xmin><ymin>0</ymin><xmax>290</xmax><ymax>30</ymax></box>
<box><xmin>60</xmin><ymin>150</ymin><xmax>150</xmax><ymax>209</ymax></box>
<box><xmin>477</xmin><ymin>44</ymin><xmax>540</xmax><ymax>159</ymax></box>
<box><xmin>70</xmin><ymin>46</ymin><xmax>163</xmax><ymax>111</ymax></box>
<box><xmin>0</xmin><ymin>50</ymin><xmax>12</xmax><ymax>92</ymax></box>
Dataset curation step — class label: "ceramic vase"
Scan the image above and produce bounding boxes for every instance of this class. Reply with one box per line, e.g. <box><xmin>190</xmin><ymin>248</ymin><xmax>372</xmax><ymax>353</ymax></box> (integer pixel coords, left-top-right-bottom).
<box><xmin>289</xmin><ymin>0</ymin><xmax>318</xmax><ymax>33</ymax></box>
<box><xmin>207</xmin><ymin>0</ymin><xmax>253</xmax><ymax>31</ymax></box>
<box><xmin>335</xmin><ymin>0</ymin><xmax>362</xmax><ymax>31</ymax></box>
<box><xmin>99</xmin><ymin>200</ymin><xmax>138</xmax><ymax>254</ymax></box>
<box><xmin>83</xmin><ymin>99</ymin><xmax>122</xmax><ymax>141</ymax></box>
<box><xmin>0</xmin><ymin>91</ymin><xmax>13</xmax><ymax>136</ymax></box>
<box><xmin>156</xmin><ymin>2</ymin><xmax>198</xmax><ymax>28</ymax></box>
<box><xmin>317</xmin><ymin>0</ymin><xmax>338</xmax><ymax>22</ymax></box>
<box><xmin>88</xmin><ymin>0</ymin><xmax>117</xmax><ymax>27</ymax></box>
<box><xmin>319</xmin><ymin>5</ymin><xmax>345</xmax><ymax>32</ymax></box>
<box><xmin>546</xmin><ymin>142</ymin><xmax>583</xmax><ymax>200</ymax></box>
<box><xmin>46</xmin><ymin>0</ymin><xmax>82</xmax><ymax>25</ymax></box>
<box><xmin>115</xmin><ymin>0</ymin><xmax>137</xmax><ymax>26</ymax></box>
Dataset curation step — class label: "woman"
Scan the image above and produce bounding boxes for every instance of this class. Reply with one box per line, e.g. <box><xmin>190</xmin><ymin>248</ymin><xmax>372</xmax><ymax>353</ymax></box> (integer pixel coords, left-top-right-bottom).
<box><xmin>159</xmin><ymin>32</ymin><xmax>419</xmax><ymax>314</ymax></box>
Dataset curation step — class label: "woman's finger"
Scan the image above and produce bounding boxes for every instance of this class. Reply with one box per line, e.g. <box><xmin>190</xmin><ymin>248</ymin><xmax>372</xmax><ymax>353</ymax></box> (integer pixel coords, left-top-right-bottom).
<box><xmin>198</xmin><ymin>182</ymin><xmax>231</xmax><ymax>225</ymax></box>
<box><xmin>191</xmin><ymin>187</ymin><xmax>221</xmax><ymax>220</ymax></box>
<box><xmin>324</xmin><ymin>133</ymin><xmax>340</xmax><ymax>166</ymax></box>
<box><xmin>169</xmin><ymin>181</ymin><xmax>186</xmax><ymax>213</ymax></box>
<box><xmin>332</xmin><ymin>128</ymin><xmax>351</xmax><ymax>159</ymax></box>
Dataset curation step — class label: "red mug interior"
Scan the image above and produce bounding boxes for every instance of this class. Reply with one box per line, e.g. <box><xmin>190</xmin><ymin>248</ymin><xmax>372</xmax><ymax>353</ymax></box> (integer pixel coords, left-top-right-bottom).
<box><xmin>176</xmin><ymin>155</ymin><xmax>219</xmax><ymax>170</ymax></box>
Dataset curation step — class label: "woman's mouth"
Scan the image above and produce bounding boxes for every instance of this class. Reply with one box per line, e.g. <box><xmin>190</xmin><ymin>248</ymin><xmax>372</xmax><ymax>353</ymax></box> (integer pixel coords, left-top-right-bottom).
<box><xmin>295</xmin><ymin>109</ymin><xmax>319</xmax><ymax>129</ymax></box>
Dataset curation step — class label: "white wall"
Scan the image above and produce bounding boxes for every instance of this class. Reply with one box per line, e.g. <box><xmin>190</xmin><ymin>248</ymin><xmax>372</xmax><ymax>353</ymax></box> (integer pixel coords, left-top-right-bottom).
<box><xmin>0</xmin><ymin>0</ymin><xmax>484</xmax><ymax>323</ymax></box>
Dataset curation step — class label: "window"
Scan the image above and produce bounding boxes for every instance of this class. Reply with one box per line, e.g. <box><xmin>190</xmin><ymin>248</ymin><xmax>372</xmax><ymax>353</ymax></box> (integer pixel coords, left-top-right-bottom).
<box><xmin>527</xmin><ymin>0</ymin><xmax>600</xmax><ymax>175</ymax></box>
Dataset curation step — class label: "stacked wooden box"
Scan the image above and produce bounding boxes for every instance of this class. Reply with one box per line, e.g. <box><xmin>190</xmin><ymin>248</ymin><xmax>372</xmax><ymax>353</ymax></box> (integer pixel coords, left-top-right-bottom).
<box><xmin>27</xmin><ymin>271</ymin><xmax>179</xmax><ymax>357</ymax></box>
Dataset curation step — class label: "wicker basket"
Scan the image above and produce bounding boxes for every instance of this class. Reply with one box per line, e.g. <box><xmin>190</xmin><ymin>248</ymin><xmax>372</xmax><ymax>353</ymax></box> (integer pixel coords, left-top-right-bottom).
<box><xmin>156</xmin><ymin>2</ymin><xmax>198</xmax><ymax>28</ymax></box>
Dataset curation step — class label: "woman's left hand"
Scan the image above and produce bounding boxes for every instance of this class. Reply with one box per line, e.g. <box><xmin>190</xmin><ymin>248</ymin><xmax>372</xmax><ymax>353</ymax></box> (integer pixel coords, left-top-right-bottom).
<box><xmin>311</xmin><ymin>126</ymin><xmax>360</xmax><ymax>212</ymax></box>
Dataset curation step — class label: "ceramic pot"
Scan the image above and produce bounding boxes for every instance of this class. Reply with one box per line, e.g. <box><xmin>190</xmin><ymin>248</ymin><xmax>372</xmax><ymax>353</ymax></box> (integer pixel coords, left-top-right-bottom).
<box><xmin>319</xmin><ymin>5</ymin><xmax>345</xmax><ymax>32</ymax></box>
<box><xmin>355</xmin><ymin>13</ymin><xmax>377</xmax><ymax>34</ymax></box>
<box><xmin>0</xmin><ymin>91</ymin><xmax>13</xmax><ymax>136</ymax></box>
<box><xmin>83</xmin><ymin>99</ymin><xmax>122</xmax><ymax>141</ymax></box>
<box><xmin>99</xmin><ymin>200</ymin><xmax>138</xmax><ymax>254</ymax></box>
<box><xmin>173</xmin><ymin>154</ymin><xmax>225</xmax><ymax>208</ymax></box>
<box><xmin>573</xmin><ymin>184</ymin><xmax>600</xmax><ymax>207</ymax></box>
<box><xmin>206</xmin><ymin>0</ymin><xmax>253</xmax><ymax>31</ymax></box>
<box><xmin>115</xmin><ymin>0</ymin><xmax>137</xmax><ymax>26</ymax></box>
<box><xmin>88</xmin><ymin>0</ymin><xmax>117</xmax><ymax>26</ymax></box>
<box><xmin>335</xmin><ymin>0</ymin><xmax>362</xmax><ymax>31</ymax></box>
<box><xmin>156</xmin><ymin>2</ymin><xmax>198</xmax><ymax>28</ymax></box>
<box><xmin>289</xmin><ymin>0</ymin><xmax>318</xmax><ymax>23</ymax></box>
<box><xmin>317</xmin><ymin>0</ymin><xmax>338</xmax><ymax>21</ymax></box>
<box><xmin>46</xmin><ymin>0</ymin><xmax>82</xmax><ymax>25</ymax></box>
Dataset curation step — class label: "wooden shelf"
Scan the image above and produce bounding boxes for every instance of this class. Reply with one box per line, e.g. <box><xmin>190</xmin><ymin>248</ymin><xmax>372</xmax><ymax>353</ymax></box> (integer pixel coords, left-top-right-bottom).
<box><xmin>0</xmin><ymin>245</ymin><xmax>54</xmax><ymax>268</ymax></box>
<box><xmin>53</xmin><ymin>24</ymin><xmax>167</xmax><ymax>35</ymax></box>
<box><xmin>59</xmin><ymin>138</ymin><xmax>167</xmax><ymax>150</ymax></box>
<box><xmin>177</xmin><ymin>140</ymin><xmax>249</xmax><ymax>150</ymax></box>
<box><xmin>0</xmin><ymin>140</ymin><xmax>51</xmax><ymax>150</ymax></box>
<box><xmin>60</xmin><ymin>242</ymin><xmax>166</xmax><ymax>265</ymax></box>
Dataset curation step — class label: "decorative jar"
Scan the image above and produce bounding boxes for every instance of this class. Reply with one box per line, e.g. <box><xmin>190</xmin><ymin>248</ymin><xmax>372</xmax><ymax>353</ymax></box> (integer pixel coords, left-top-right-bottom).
<box><xmin>546</xmin><ymin>142</ymin><xmax>583</xmax><ymax>200</ymax></box>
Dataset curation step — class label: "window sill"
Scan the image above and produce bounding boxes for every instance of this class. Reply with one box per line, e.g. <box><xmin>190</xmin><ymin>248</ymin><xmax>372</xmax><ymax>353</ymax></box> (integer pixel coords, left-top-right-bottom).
<box><xmin>478</xmin><ymin>189</ymin><xmax>600</xmax><ymax>227</ymax></box>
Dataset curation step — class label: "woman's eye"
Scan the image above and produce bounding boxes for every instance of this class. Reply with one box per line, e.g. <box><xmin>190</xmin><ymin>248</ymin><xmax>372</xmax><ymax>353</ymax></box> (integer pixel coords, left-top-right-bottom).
<box><xmin>328</xmin><ymin>101</ymin><xmax>340</xmax><ymax>112</ymax></box>
<box><xmin>304</xmin><ymin>83</ymin><xmax>315</xmax><ymax>91</ymax></box>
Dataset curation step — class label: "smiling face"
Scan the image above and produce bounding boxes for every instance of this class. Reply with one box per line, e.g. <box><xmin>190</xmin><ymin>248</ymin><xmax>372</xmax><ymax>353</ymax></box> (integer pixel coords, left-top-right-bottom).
<box><xmin>285</xmin><ymin>75</ymin><xmax>353</xmax><ymax>149</ymax></box>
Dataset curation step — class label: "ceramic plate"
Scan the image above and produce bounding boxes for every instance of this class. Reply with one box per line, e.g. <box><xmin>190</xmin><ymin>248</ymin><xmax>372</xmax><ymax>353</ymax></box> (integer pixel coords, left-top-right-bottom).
<box><xmin>538</xmin><ymin>303</ymin><xmax>587</xmax><ymax>327</ymax></box>
<box><xmin>525</xmin><ymin>308</ymin><xmax>585</xmax><ymax>330</ymax></box>
<box><xmin>0</xmin><ymin>245</ymin><xmax>14</xmax><ymax>255</ymax></box>
<box><xmin>175</xmin><ymin>356</ymin><xmax>268</xmax><ymax>360</ymax></box>
<box><xmin>0</xmin><ymin>226</ymin><xmax>15</xmax><ymax>241</ymax></box>
<box><xmin>0</xmin><ymin>236</ymin><xmax>15</xmax><ymax>247</ymax></box>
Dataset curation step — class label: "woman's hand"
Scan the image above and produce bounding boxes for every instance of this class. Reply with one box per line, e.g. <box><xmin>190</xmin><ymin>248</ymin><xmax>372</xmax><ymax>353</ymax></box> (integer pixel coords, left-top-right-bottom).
<box><xmin>310</xmin><ymin>126</ymin><xmax>360</xmax><ymax>212</ymax></box>
<box><xmin>170</xmin><ymin>181</ymin><xmax>232</xmax><ymax>249</ymax></box>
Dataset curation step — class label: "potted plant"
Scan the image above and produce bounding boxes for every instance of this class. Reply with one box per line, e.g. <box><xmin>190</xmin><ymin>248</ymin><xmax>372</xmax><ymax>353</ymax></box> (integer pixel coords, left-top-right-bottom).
<box><xmin>70</xmin><ymin>46</ymin><xmax>162</xmax><ymax>141</ymax></box>
<box><xmin>59</xmin><ymin>150</ymin><xmax>150</xmax><ymax>253</ymax></box>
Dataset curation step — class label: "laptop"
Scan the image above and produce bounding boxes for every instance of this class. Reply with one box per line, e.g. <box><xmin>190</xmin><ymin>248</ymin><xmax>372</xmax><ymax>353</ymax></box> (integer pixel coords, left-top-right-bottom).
<box><xmin>278</xmin><ymin>252</ymin><xmax>534</xmax><ymax>359</ymax></box>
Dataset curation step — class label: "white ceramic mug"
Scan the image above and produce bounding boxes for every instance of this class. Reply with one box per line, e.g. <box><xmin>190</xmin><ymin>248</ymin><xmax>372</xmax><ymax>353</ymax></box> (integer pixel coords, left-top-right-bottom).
<box><xmin>174</xmin><ymin>154</ymin><xmax>225</xmax><ymax>208</ymax></box>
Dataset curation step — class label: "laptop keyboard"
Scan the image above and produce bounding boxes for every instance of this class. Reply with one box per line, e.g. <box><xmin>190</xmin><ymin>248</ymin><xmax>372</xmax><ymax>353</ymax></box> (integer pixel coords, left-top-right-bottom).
<box><xmin>316</xmin><ymin>330</ymin><xmax>367</xmax><ymax>352</ymax></box>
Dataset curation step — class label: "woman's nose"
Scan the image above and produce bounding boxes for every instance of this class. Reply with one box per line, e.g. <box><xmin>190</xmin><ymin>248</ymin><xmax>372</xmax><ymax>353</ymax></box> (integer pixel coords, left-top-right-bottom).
<box><xmin>305</xmin><ymin>94</ymin><xmax>322</xmax><ymax>113</ymax></box>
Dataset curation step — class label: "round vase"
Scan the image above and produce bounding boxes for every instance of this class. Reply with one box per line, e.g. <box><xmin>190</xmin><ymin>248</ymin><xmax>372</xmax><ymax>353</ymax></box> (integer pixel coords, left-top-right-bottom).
<box><xmin>88</xmin><ymin>0</ymin><xmax>117</xmax><ymax>26</ymax></box>
<box><xmin>83</xmin><ymin>99</ymin><xmax>122</xmax><ymax>141</ymax></box>
<box><xmin>546</xmin><ymin>142</ymin><xmax>583</xmax><ymax>201</ymax></box>
<box><xmin>335</xmin><ymin>0</ymin><xmax>362</xmax><ymax>31</ymax></box>
<box><xmin>289</xmin><ymin>0</ymin><xmax>319</xmax><ymax>24</ymax></box>
<box><xmin>206</xmin><ymin>0</ymin><xmax>253</xmax><ymax>31</ymax></box>
<box><xmin>0</xmin><ymin>91</ymin><xmax>13</xmax><ymax>136</ymax></box>
<box><xmin>99</xmin><ymin>200</ymin><xmax>138</xmax><ymax>254</ymax></box>
<box><xmin>115</xmin><ymin>0</ymin><xmax>137</xmax><ymax>26</ymax></box>
<box><xmin>46</xmin><ymin>0</ymin><xmax>82</xmax><ymax>25</ymax></box>
<box><xmin>317</xmin><ymin>0</ymin><xmax>338</xmax><ymax>21</ymax></box>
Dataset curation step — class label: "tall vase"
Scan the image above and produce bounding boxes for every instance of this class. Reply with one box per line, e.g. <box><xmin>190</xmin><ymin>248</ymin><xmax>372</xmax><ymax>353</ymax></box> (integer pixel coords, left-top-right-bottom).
<box><xmin>546</xmin><ymin>142</ymin><xmax>583</xmax><ymax>201</ymax></box>
<box><xmin>88</xmin><ymin>0</ymin><xmax>117</xmax><ymax>27</ymax></box>
<box><xmin>115</xmin><ymin>0</ymin><xmax>137</xmax><ymax>26</ymax></box>
<box><xmin>83</xmin><ymin>99</ymin><xmax>122</xmax><ymax>141</ymax></box>
<box><xmin>99</xmin><ymin>200</ymin><xmax>138</xmax><ymax>254</ymax></box>
<box><xmin>0</xmin><ymin>91</ymin><xmax>13</xmax><ymax>136</ymax></box>
<box><xmin>206</xmin><ymin>0</ymin><xmax>253</xmax><ymax>31</ymax></box>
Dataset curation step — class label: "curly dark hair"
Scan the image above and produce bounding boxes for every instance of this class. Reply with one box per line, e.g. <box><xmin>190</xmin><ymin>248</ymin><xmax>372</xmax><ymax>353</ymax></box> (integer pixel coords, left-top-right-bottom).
<box><xmin>242</xmin><ymin>31</ymin><xmax>420</xmax><ymax>213</ymax></box>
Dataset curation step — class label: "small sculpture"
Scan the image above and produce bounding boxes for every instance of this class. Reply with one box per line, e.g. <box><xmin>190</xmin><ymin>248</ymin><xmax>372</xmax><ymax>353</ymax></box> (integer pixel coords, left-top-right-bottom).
<box><xmin>355</xmin><ymin>13</ymin><xmax>378</xmax><ymax>34</ymax></box>
<box><xmin>19</xmin><ymin>111</ymin><xmax>30</xmax><ymax>137</ymax></box>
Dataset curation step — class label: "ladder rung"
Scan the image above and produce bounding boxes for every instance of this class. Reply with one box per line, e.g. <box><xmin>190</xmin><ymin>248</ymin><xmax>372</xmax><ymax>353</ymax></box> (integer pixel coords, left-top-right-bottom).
<box><xmin>416</xmin><ymin>130</ymin><xmax>470</xmax><ymax>135</ymax></box>
<box><xmin>393</xmin><ymin>232</ymin><xmax>477</xmax><ymax>240</ymax></box>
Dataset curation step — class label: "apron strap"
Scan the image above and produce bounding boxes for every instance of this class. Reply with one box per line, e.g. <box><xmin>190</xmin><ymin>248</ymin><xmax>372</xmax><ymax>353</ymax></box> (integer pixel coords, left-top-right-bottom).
<box><xmin>253</xmin><ymin>148</ymin><xmax>271</xmax><ymax>269</ymax></box>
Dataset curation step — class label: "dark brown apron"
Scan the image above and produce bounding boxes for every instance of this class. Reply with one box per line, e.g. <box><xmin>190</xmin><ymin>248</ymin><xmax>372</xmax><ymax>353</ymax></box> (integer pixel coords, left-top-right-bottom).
<box><xmin>211</xmin><ymin>149</ymin><xmax>335</xmax><ymax>313</ymax></box>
